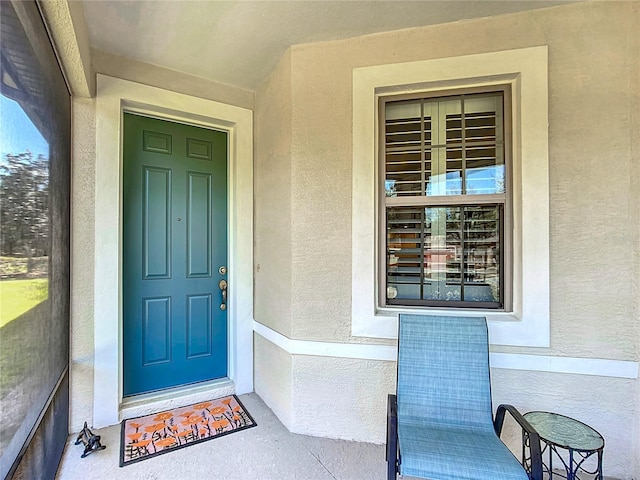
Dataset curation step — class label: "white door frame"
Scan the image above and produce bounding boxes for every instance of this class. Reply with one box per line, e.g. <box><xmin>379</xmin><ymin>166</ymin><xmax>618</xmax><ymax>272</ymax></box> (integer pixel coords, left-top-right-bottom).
<box><xmin>93</xmin><ymin>74</ymin><xmax>253</xmax><ymax>427</ymax></box>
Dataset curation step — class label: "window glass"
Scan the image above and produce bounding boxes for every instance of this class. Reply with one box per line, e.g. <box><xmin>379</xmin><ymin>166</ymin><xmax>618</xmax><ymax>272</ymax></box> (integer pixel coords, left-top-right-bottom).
<box><xmin>383</xmin><ymin>90</ymin><xmax>506</xmax><ymax>309</ymax></box>
<box><xmin>386</xmin><ymin>205</ymin><xmax>501</xmax><ymax>305</ymax></box>
<box><xmin>385</xmin><ymin>93</ymin><xmax>504</xmax><ymax>197</ymax></box>
<box><xmin>0</xmin><ymin>1</ymin><xmax>70</xmax><ymax>477</ymax></box>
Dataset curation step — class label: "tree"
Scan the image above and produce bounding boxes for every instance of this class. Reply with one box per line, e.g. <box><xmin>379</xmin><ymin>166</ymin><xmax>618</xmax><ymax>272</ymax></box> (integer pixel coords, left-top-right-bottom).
<box><xmin>0</xmin><ymin>151</ymin><xmax>49</xmax><ymax>262</ymax></box>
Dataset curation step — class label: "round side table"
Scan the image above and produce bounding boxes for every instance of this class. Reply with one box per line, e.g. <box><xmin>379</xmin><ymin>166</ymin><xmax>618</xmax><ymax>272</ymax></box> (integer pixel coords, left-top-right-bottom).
<box><xmin>523</xmin><ymin>411</ymin><xmax>604</xmax><ymax>480</ymax></box>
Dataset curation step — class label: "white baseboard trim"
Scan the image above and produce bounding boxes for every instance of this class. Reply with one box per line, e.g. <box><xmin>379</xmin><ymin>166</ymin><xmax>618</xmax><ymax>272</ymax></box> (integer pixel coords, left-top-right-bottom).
<box><xmin>488</xmin><ymin>352</ymin><xmax>638</xmax><ymax>379</ymax></box>
<box><xmin>253</xmin><ymin>321</ymin><xmax>638</xmax><ymax>379</ymax></box>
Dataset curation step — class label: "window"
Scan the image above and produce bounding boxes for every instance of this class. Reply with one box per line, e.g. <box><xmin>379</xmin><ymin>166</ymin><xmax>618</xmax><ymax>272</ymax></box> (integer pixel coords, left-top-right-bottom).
<box><xmin>351</xmin><ymin>47</ymin><xmax>549</xmax><ymax>345</ymax></box>
<box><xmin>381</xmin><ymin>88</ymin><xmax>510</xmax><ymax>309</ymax></box>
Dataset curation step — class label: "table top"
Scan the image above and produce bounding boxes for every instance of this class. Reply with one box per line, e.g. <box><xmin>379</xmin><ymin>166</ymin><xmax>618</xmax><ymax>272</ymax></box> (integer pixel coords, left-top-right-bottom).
<box><xmin>523</xmin><ymin>411</ymin><xmax>604</xmax><ymax>451</ymax></box>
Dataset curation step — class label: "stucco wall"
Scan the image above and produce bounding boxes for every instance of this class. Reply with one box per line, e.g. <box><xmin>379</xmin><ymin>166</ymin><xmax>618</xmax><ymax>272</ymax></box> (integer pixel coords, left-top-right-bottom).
<box><xmin>70</xmin><ymin>98</ymin><xmax>96</xmax><ymax>431</ymax></box>
<box><xmin>40</xmin><ymin>0</ymin><xmax>94</xmax><ymax>97</ymax></box>
<box><xmin>254</xmin><ymin>50</ymin><xmax>293</xmax><ymax>338</ymax></box>
<box><xmin>253</xmin><ymin>2</ymin><xmax>639</xmax><ymax>478</ymax></box>
<box><xmin>544</xmin><ymin>1</ymin><xmax>637</xmax><ymax>361</ymax></box>
<box><xmin>290</xmin><ymin>355</ymin><xmax>396</xmax><ymax>441</ymax></box>
<box><xmin>253</xmin><ymin>334</ymin><xmax>293</xmax><ymax>429</ymax></box>
<box><xmin>92</xmin><ymin>49</ymin><xmax>254</xmax><ymax>110</ymax></box>
<box><xmin>491</xmin><ymin>369</ymin><xmax>637</xmax><ymax>477</ymax></box>
<box><xmin>629</xmin><ymin>2</ymin><xmax>640</xmax><ymax>472</ymax></box>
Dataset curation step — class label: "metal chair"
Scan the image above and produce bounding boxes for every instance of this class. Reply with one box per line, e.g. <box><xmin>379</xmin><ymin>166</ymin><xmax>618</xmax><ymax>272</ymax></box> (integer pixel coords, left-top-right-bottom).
<box><xmin>386</xmin><ymin>314</ymin><xmax>542</xmax><ymax>480</ymax></box>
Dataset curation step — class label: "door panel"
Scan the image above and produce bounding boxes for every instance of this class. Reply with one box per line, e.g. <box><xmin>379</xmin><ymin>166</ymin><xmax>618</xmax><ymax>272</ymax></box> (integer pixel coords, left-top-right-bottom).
<box><xmin>186</xmin><ymin>294</ymin><xmax>212</xmax><ymax>358</ymax></box>
<box><xmin>123</xmin><ymin>113</ymin><xmax>228</xmax><ymax>396</ymax></box>
<box><xmin>143</xmin><ymin>167</ymin><xmax>171</xmax><ymax>279</ymax></box>
<box><xmin>187</xmin><ymin>172</ymin><xmax>211</xmax><ymax>277</ymax></box>
<box><xmin>142</xmin><ymin>297</ymin><xmax>171</xmax><ymax>365</ymax></box>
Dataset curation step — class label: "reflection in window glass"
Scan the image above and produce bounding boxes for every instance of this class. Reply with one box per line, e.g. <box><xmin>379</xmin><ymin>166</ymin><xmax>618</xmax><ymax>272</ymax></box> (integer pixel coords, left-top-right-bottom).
<box><xmin>0</xmin><ymin>1</ymin><xmax>70</xmax><ymax>477</ymax></box>
<box><xmin>383</xmin><ymin>89</ymin><xmax>507</xmax><ymax>308</ymax></box>
<box><xmin>384</xmin><ymin>93</ymin><xmax>505</xmax><ymax>198</ymax></box>
<box><xmin>386</xmin><ymin>205</ymin><xmax>501</xmax><ymax>306</ymax></box>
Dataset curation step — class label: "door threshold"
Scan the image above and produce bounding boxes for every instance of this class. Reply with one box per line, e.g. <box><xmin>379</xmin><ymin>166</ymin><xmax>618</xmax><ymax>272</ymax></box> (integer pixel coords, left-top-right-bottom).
<box><xmin>119</xmin><ymin>378</ymin><xmax>235</xmax><ymax>421</ymax></box>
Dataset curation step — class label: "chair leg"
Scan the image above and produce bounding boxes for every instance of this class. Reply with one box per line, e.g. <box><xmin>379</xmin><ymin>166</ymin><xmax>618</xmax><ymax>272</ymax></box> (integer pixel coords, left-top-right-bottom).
<box><xmin>386</xmin><ymin>452</ymin><xmax>397</xmax><ymax>480</ymax></box>
<box><xmin>386</xmin><ymin>394</ymin><xmax>398</xmax><ymax>480</ymax></box>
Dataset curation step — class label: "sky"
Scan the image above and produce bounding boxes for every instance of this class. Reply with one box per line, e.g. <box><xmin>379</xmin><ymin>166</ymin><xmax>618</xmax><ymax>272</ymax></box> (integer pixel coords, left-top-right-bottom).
<box><xmin>0</xmin><ymin>95</ymin><xmax>49</xmax><ymax>161</ymax></box>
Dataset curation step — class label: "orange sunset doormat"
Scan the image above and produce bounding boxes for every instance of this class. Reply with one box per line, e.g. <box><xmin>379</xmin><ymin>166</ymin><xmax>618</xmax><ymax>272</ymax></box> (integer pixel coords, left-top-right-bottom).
<box><xmin>120</xmin><ymin>395</ymin><xmax>256</xmax><ymax>466</ymax></box>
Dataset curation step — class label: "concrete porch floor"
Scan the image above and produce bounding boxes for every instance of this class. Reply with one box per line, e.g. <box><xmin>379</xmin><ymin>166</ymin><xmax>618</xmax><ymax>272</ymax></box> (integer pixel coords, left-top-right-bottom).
<box><xmin>56</xmin><ymin>393</ymin><xmax>388</xmax><ymax>479</ymax></box>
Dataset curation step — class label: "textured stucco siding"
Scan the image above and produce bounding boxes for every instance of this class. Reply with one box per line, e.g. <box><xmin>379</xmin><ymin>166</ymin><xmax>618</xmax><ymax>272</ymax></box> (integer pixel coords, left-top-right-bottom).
<box><xmin>491</xmin><ymin>369</ymin><xmax>637</xmax><ymax>479</ymax></box>
<box><xmin>628</xmin><ymin>3</ymin><xmax>640</xmax><ymax>474</ymax></box>
<box><xmin>254</xmin><ymin>334</ymin><xmax>293</xmax><ymax>429</ymax></box>
<box><xmin>254</xmin><ymin>50</ymin><xmax>293</xmax><ymax>338</ymax></box>
<box><xmin>544</xmin><ymin>1</ymin><xmax>637</xmax><ymax>360</ymax></box>
<box><xmin>70</xmin><ymin>98</ymin><xmax>96</xmax><ymax>431</ymax></box>
<box><xmin>290</xmin><ymin>355</ymin><xmax>396</xmax><ymax>442</ymax></box>
<box><xmin>39</xmin><ymin>1</ymin><xmax>94</xmax><ymax>97</ymax></box>
<box><xmin>92</xmin><ymin>49</ymin><xmax>254</xmax><ymax>110</ymax></box>
<box><xmin>289</xmin><ymin>51</ymin><xmax>354</xmax><ymax>342</ymax></box>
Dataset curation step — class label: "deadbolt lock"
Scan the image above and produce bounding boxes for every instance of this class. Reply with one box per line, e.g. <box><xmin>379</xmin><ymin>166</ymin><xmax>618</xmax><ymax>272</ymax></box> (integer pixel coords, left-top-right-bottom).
<box><xmin>219</xmin><ymin>266</ymin><xmax>227</xmax><ymax>275</ymax></box>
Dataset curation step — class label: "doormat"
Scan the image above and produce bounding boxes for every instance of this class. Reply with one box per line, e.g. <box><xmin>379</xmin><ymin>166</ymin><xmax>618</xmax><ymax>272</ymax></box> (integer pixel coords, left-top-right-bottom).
<box><xmin>120</xmin><ymin>395</ymin><xmax>256</xmax><ymax>466</ymax></box>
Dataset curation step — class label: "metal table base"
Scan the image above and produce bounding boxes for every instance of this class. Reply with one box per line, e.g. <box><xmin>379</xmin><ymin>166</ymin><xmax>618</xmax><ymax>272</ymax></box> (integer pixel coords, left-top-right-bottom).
<box><xmin>522</xmin><ymin>411</ymin><xmax>604</xmax><ymax>480</ymax></box>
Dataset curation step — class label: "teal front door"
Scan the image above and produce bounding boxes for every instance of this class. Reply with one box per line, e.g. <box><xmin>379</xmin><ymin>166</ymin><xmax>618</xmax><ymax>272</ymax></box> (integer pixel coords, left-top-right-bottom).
<box><xmin>123</xmin><ymin>113</ymin><xmax>228</xmax><ymax>396</ymax></box>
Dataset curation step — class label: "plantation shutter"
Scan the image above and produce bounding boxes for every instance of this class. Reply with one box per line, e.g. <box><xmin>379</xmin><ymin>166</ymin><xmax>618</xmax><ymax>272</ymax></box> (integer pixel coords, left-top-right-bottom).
<box><xmin>383</xmin><ymin>91</ymin><xmax>507</xmax><ymax>308</ymax></box>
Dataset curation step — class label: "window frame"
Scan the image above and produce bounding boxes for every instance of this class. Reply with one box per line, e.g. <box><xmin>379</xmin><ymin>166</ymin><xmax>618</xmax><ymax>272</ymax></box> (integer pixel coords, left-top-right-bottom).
<box><xmin>351</xmin><ymin>46</ymin><xmax>550</xmax><ymax>347</ymax></box>
<box><xmin>377</xmin><ymin>85</ymin><xmax>513</xmax><ymax>310</ymax></box>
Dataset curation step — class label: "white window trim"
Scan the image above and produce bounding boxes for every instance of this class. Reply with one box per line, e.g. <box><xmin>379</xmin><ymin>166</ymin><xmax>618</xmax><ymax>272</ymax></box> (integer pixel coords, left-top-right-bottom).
<box><xmin>352</xmin><ymin>46</ymin><xmax>550</xmax><ymax>347</ymax></box>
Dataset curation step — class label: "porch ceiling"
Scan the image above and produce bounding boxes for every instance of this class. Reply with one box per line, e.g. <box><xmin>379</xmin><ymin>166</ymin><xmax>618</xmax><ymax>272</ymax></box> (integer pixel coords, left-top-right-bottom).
<box><xmin>81</xmin><ymin>0</ymin><xmax>569</xmax><ymax>91</ymax></box>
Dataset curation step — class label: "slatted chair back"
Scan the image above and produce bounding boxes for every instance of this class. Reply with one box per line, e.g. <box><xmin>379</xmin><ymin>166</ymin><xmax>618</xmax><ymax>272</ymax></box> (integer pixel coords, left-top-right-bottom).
<box><xmin>397</xmin><ymin>314</ymin><xmax>494</xmax><ymax>433</ymax></box>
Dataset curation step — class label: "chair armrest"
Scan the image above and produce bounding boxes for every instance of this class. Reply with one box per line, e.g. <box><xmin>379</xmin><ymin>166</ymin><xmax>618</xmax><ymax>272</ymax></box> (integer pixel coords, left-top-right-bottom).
<box><xmin>494</xmin><ymin>404</ymin><xmax>535</xmax><ymax>436</ymax></box>
<box><xmin>494</xmin><ymin>404</ymin><xmax>543</xmax><ymax>480</ymax></box>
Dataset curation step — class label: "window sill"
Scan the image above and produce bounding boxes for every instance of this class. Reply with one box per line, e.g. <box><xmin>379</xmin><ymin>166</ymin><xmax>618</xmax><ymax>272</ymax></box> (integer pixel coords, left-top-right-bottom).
<box><xmin>352</xmin><ymin>306</ymin><xmax>549</xmax><ymax>347</ymax></box>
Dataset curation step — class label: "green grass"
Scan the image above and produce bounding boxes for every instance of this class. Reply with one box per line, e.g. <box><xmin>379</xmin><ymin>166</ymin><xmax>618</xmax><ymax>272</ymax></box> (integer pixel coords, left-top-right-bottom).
<box><xmin>0</xmin><ymin>278</ymin><xmax>48</xmax><ymax>327</ymax></box>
